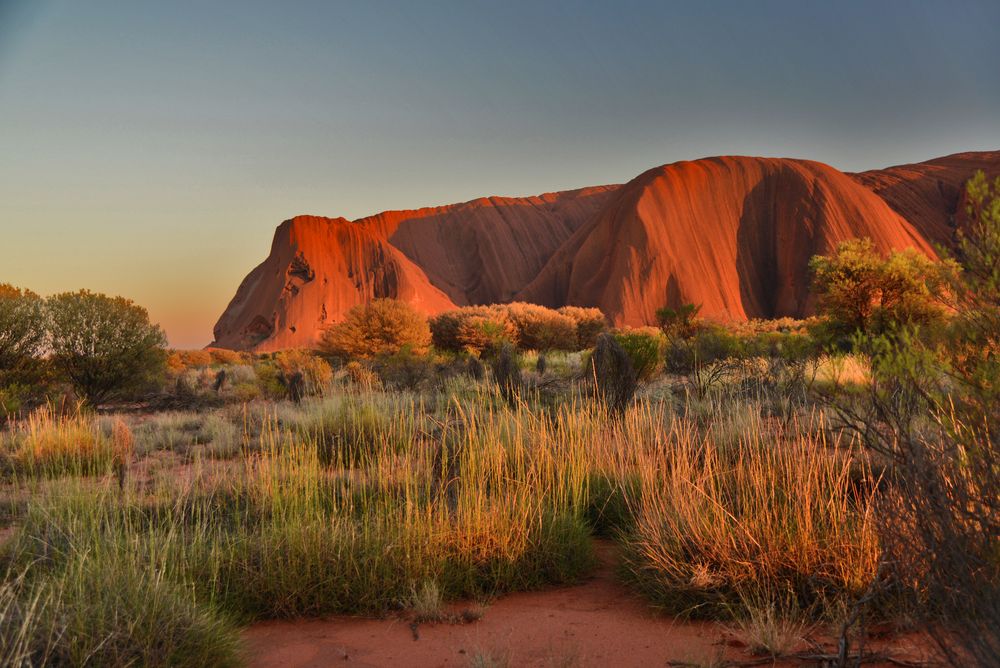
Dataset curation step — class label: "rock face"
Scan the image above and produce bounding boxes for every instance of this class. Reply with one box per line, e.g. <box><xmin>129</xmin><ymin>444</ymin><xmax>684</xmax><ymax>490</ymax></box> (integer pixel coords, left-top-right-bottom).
<box><xmin>212</xmin><ymin>151</ymin><xmax>1000</xmax><ymax>351</ymax></box>
<box><xmin>851</xmin><ymin>151</ymin><xmax>1000</xmax><ymax>245</ymax></box>
<box><xmin>211</xmin><ymin>188</ymin><xmax>617</xmax><ymax>350</ymax></box>
<box><xmin>517</xmin><ymin>157</ymin><xmax>935</xmax><ymax>326</ymax></box>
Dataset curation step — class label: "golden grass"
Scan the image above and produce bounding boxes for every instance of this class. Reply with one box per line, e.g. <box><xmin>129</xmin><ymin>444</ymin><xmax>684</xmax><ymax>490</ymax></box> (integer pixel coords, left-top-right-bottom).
<box><xmin>1</xmin><ymin>405</ymin><xmax>131</xmax><ymax>478</ymax></box>
<box><xmin>0</xmin><ymin>385</ymin><xmax>887</xmax><ymax>663</ymax></box>
<box><xmin>619</xmin><ymin>412</ymin><xmax>880</xmax><ymax>617</ymax></box>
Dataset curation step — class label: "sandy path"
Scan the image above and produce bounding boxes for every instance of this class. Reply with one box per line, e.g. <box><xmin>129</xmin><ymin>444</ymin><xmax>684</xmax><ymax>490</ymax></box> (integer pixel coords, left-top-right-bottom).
<box><xmin>242</xmin><ymin>542</ymin><xmax>932</xmax><ymax>668</ymax></box>
<box><xmin>244</xmin><ymin>542</ymin><xmax>735</xmax><ymax>667</ymax></box>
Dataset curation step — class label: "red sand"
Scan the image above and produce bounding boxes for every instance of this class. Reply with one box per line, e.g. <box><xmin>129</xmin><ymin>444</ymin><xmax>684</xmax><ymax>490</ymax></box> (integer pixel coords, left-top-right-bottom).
<box><xmin>243</xmin><ymin>543</ymin><xmax>726</xmax><ymax>667</ymax></box>
<box><xmin>242</xmin><ymin>543</ymin><xmax>934</xmax><ymax>668</ymax></box>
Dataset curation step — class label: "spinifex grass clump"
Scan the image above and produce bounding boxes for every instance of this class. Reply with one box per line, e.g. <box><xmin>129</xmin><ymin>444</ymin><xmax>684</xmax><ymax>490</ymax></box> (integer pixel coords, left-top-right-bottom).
<box><xmin>0</xmin><ymin>404</ymin><xmax>130</xmax><ymax>479</ymax></box>
<box><xmin>617</xmin><ymin>416</ymin><xmax>881</xmax><ymax>619</ymax></box>
<box><xmin>277</xmin><ymin>394</ymin><xmax>423</xmax><ymax>468</ymax></box>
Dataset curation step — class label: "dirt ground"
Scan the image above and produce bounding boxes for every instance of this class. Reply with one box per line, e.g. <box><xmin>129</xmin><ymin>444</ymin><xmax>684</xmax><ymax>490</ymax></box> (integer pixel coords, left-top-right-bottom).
<box><xmin>243</xmin><ymin>542</ymin><xmax>935</xmax><ymax>668</ymax></box>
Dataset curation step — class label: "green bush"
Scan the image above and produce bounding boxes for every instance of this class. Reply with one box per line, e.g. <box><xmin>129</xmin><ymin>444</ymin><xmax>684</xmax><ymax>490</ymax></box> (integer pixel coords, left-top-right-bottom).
<box><xmin>46</xmin><ymin>290</ymin><xmax>168</xmax><ymax>407</ymax></box>
<box><xmin>847</xmin><ymin>171</ymin><xmax>1000</xmax><ymax>664</ymax></box>
<box><xmin>655</xmin><ymin>302</ymin><xmax>701</xmax><ymax>338</ymax></box>
<box><xmin>432</xmin><ymin>304</ymin><xmax>603</xmax><ymax>353</ymax></box>
<box><xmin>663</xmin><ymin>324</ymin><xmax>742</xmax><ymax>376</ymax></box>
<box><xmin>612</xmin><ymin>328</ymin><xmax>664</xmax><ymax>381</ymax></box>
<box><xmin>273</xmin><ymin>349</ymin><xmax>333</xmax><ymax>396</ymax></box>
<box><xmin>252</xmin><ymin>359</ymin><xmax>288</xmax><ymax>400</ymax></box>
<box><xmin>809</xmin><ymin>238</ymin><xmax>954</xmax><ymax>345</ymax></box>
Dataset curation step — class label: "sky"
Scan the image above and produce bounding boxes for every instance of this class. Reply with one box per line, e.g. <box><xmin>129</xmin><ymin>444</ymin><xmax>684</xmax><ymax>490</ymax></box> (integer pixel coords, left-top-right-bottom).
<box><xmin>1</xmin><ymin>1</ymin><xmax>998</xmax><ymax>348</ymax></box>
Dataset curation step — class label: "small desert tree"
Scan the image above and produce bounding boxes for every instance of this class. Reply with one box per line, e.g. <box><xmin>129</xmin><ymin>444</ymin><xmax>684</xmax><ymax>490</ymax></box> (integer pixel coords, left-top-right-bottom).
<box><xmin>0</xmin><ymin>284</ymin><xmax>48</xmax><ymax>415</ymax></box>
<box><xmin>319</xmin><ymin>298</ymin><xmax>431</xmax><ymax>360</ymax></box>
<box><xmin>809</xmin><ymin>238</ymin><xmax>953</xmax><ymax>343</ymax></box>
<box><xmin>0</xmin><ymin>284</ymin><xmax>46</xmax><ymax>383</ymax></box>
<box><xmin>835</xmin><ymin>173</ymin><xmax>1000</xmax><ymax>666</ymax></box>
<box><xmin>46</xmin><ymin>290</ymin><xmax>168</xmax><ymax>407</ymax></box>
<box><xmin>945</xmin><ymin>170</ymin><xmax>1000</xmax><ymax>412</ymax></box>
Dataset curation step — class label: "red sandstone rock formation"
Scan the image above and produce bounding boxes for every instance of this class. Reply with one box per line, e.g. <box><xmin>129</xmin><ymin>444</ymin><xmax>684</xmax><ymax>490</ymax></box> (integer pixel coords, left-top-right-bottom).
<box><xmin>518</xmin><ymin>157</ymin><xmax>936</xmax><ymax>326</ymax></box>
<box><xmin>211</xmin><ymin>152</ymin><xmax>999</xmax><ymax>350</ymax></box>
<box><xmin>211</xmin><ymin>187</ymin><xmax>617</xmax><ymax>350</ymax></box>
<box><xmin>851</xmin><ymin>151</ymin><xmax>1000</xmax><ymax>245</ymax></box>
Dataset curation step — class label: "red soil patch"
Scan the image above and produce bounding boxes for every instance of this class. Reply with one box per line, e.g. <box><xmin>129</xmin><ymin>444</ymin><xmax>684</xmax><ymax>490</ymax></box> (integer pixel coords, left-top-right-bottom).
<box><xmin>242</xmin><ymin>542</ymin><xmax>935</xmax><ymax>668</ymax></box>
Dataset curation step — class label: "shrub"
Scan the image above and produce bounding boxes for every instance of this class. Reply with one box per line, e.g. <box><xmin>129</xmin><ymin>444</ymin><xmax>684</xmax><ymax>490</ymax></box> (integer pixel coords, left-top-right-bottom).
<box><xmin>589</xmin><ymin>333</ymin><xmax>638</xmax><ymax>415</ymax></box>
<box><xmin>46</xmin><ymin>290</ymin><xmax>168</xmax><ymax>407</ymax></box>
<box><xmin>504</xmin><ymin>302</ymin><xmax>578</xmax><ymax>351</ymax></box>
<box><xmin>0</xmin><ymin>384</ymin><xmax>33</xmax><ymax>423</ymax></box>
<box><xmin>343</xmin><ymin>360</ymin><xmax>381</xmax><ymax>390</ymax></box>
<box><xmin>232</xmin><ymin>382</ymin><xmax>261</xmax><ymax>403</ymax></box>
<box><xmin>374</xmin><ymin>349</ymin><xmax>436</xmax><ymax>391</ymax></box>
<box><xmin>319</xmin><ymin>299</ymin><xmax>431</xmax><ymax>360</ymax></box>
<box><xmin>432</xmin><ymin>303</ymin><xmax>603</xmax><ymax>353</ymax></box>
<box><xmin>847</xmin><ymin>172</ymin><xmax>1000</xmax><ymax>665</ymax></box>
<box><xmin>252</xmin><ymin>359</ymin><xmax>289</xmax><ymax>400</ymax></box>
<box><xmin>612</xmin><ymin>328</ymin><xmax>664</xmax><ymax>381</ymax></box>
<box><xmin>428</xmin><ymin>311</ymin><xmax>465</xmax><ymax>351</ymax></box>
<box><xmin>664</xmin><ymin>324</ymin><xmax>741</xmax><ymax>374</ymax></box>
<box><xmin>558</xmin><ymin>306</ymin><xmax>607</xmax><ymax>349</ymax></box>
<box><xmin>655</xmin><ymin>302</ymin><xmax>702</xmax><ymax>338</ymax></box>
<box><xmin>809</xmin><ymin>238</ymin><xmax>954</xmax><ymax>344</ymax></box>
<box><xmin>490</xmin><ymin>343</ymin><xmax>522</xmax><ymax>405</ymax></box>
<box><xmin>430</xmin><ymin>306</ymin><xmax>517</xmax><ymax>355</ymax></box>
<box><xmin>458</xmin><ymin>313</ymin><xmax>517</xmax><ymax>356</ymax></box>
<box><xmin>206</xmin><ymin>348</ymin><xmax>246</xmax><ymax>366</ymax></box>
<box><xmin>273</xmin><ymin>349</ymin><xmax>333</xmax><ymax>397</ymax></box>
<box><xmin>0</xmin><ymin>285</ymin><xmax>50</xmax><ymax>417</ymax></box>
<box><xmin>166</xmin><ymin>350</ymin><xmax>217</xmax><ymax>376</ymax></box>
<box><xmin>663</xmin><ymin>324</ymin><xmax>744</xmax><ymax>396</ymax></box>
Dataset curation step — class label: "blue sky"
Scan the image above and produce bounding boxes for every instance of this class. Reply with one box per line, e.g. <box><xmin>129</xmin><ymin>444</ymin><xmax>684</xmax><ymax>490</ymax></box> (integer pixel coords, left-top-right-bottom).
<box><xmin>1</xmin><ymin>1</ymin><xmax>998</xmax><ymax>347</ymax></box>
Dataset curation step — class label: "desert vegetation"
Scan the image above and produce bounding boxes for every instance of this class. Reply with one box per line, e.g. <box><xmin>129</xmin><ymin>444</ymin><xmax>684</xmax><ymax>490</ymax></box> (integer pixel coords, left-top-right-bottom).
<box><xmin>0</xmin><ymin>173</ymin><xmax>997</xmax><ymax>666</ymax></box>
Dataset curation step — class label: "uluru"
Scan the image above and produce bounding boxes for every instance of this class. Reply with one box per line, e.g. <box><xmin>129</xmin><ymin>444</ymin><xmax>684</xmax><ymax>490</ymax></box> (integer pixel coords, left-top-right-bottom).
<box><xmin>212</xmin><ymin>151</ymin><xmax>1000</xmax><ymax>351</ymax></box>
